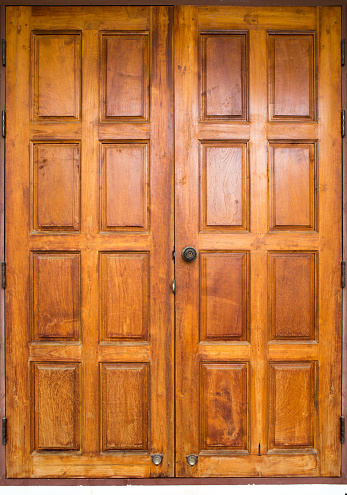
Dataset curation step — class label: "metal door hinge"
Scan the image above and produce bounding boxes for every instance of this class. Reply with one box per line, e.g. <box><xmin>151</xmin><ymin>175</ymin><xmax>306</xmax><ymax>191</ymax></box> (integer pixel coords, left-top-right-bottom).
<box><xmin>341</xmin><ymin>416</ymin><xmax>345</xmax><ymax>444</ymax></box>
<box><xmin>2</xmin><ymin>39</ymin><xmax>5</xmax><ymax>67</ymax></box>
<box><xmin>2</xmin><ymin>418</ymin><xmax>6</xmax><ymax>445</ymax></box>
<box><xmin>172</xmin><ymin>278</ymin><xmax>175</xmax><ymax>295</ymax></box>
<box><xmin>1</xmin><ymin>262</ymin><xmax>6</xmax><ymax>289</ymax></box>
<box><xmin>342</xmin><ymin>39</ymin><xmax>345</xmax><ymax>66</ymax></box>
<box><xmin>342</xmin><ymin>261</ymin><xmax>346</xmax><ymax>288</ymax></box>
<box><xmin>342</xmin><ymin>110</ymin><xmax>345</xmax><ymax>138</ymax></box>
<box><xmin>1</xmin><ymin>111</ymin><xmax>5</xmax><ymax>138</ymax></box>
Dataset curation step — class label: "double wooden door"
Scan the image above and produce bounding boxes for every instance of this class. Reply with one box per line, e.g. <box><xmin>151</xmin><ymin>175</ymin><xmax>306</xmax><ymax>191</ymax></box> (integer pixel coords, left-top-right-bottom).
<box><xmin>5</xmin><ymin>5</ymin><xmax>342</xmax><ymax>478</ymax></box>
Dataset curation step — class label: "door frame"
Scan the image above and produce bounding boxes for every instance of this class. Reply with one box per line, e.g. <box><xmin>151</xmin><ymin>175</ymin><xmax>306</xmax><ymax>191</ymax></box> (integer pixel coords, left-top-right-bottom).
<box><xmin>0</xmin><ymin>0</ymin><xmax>346</xmax><ymax>485</ymax></box>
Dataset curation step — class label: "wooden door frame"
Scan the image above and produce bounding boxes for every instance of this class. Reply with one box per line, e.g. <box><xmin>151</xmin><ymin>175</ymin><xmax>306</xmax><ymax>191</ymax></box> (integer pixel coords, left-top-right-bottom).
<box><xmin>0</xmin><ymin>0</ymin><xmax>346</xmax><ymax>485</ymax></box>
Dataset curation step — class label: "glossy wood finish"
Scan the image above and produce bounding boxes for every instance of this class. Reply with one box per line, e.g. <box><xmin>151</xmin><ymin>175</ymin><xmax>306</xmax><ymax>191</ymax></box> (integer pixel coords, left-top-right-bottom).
<box><xmin>200</xmin><ymin>363</ymin><xmax>249</xmax><ymax>451</ymax></box>
<box><xmin>100</xmin><ymin>143</ymin><xmax>149</xmax><ymax>230</ymax></box>
<box><xmin>200</xmin><ymin>252</ymin><xmax>248</xmax><ymax>341</ymax></box>
<box><xmin>268</xmin><ymin>252</ymin><xmax>316</xmax><ymax>340</ymax></box>
<box><xmin>32</xmin><ymin>143</ymin><xmax>80</xmax><ymax>231</ymax></box>
<box><xmin>100</xmin><ymin>252</ymin><xmax>149</xmax><ymax>341</ymax></box>
<box><xmin>101</xmin><ymin>34</ymin><xmax>149</xmax><ymax>121</ymax></box>
<box><xmin>31</xmin><ymin>252</ymin><xmax>81</xmax><ymax>341</ymax></box>
<box><xmin>6</xmin><ymin>6</ymin><xmax>174</xmax><ymax>478</ymax></box>
<box><xmin>269</xmin><ymin>142</ymin><xmax>316</xmax><ymax>230</ymax></box>
<box><xmin>268</xmin><ymin>362</ymin><xmax>316</xmax><ymax>451</ymax></box>
<box><xmin>200</xmin><ymin>33</ymin><xmax>247</xmax><ymax>120</ymax></box>
<box><xmin>100</xmin><ymin>363</ymin><xmax>149</xmax><ymax>451</ymax></box>
<box><xmin>32</xmin><ymin>33</ymin><xmax>81</xmax><ymax>121</ymax></box>
<box><xmin>200</xmin><ymin>142</ymin><xmax>249</xmax><ymax>230</ymax></box>
<box><xmin>31</xmin><ymin>363</ymin><xmax>81</xmax><ymax>451</ymax></box>
<box><xmin>268</xmin><ymin>34</ymin><xmax>316</xmax><ymax>121</ymax></box>
<box><xmin>5</xmin><ymin>4</ymin><xmax>342</xmax><ymax>481</ymax></box>
<box><xmin>175</xmin><ymin>6</ymin><xmax>341</xmax><ymax>478</ymax></box>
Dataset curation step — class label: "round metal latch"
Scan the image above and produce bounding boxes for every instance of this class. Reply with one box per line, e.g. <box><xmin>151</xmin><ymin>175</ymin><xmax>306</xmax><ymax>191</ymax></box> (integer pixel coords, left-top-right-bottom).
<box><xmin>186</xmin><ymin>454</ymin><xmax>198</xmax><ymax>466</ymax></box>
<box><xmin>182</xmin><ymin>246</ymin><xmax>197</xmax><ymax>262</ymax></box>
<box><xmin>151</xmin><ymin>454</ymin><xmax>163</xmax><ymax>466</ymax></box>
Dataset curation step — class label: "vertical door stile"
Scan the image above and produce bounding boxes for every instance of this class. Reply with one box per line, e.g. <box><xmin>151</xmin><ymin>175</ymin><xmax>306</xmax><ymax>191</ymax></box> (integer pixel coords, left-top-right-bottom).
<box><xmin>174</xmin><ymin>5</ymin><xmax>200</xmax><ymax>478</ymax></box>
<box><xmin>5</xmin><ymin>6</ymin><xmax>32</xmax><ymax>478</ymax></box>
<box><xmin>248</xmin><ymin>28</ymin><xmax>268</xmax><ymax>458</ymax></box>
<box><xmin>149</xmin><ymin>6</ymin><xmax>175</xmax><ymax>477</ymax></box>
<box><xmin>81</xmin><ymin>28</ymin><xmax>100</xmax><ymax>457</ymax></box>
<box><xmin>317</xmin><ymin>6</ymin><xmax>342</xmax><ymax>476</ymax></box>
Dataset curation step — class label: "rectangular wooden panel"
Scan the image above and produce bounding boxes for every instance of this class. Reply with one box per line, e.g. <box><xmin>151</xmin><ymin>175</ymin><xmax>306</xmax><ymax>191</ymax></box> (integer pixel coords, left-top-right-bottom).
<box><xmin>32</xmin><ymin>33</ymin><xmax>81</xmax><ymax>120</ymax></box>
<box><xmin>200</xmin><ymin>33</ymin><xmax>247</xmax><ymax>121</ymax></box>
<box><xmin>32</xmin><ymin>143</ymin><xmax>80</xmax><ymax>231</ymax></box>
<box><xmin>269</xmin><ymin>34</ymin><xmax>315</xmax><ymax>121</ymax></box>
<box><xmin>100</xmin><ymin>363</ymin><xmax>149</xmax><ymax>451</ymax></box>
<box><xmin>200</xmin><ymin>252</ymin><xmax>248</xmax><ymax>341</ymax></box>
<box><xmin>200</xmin><ymin>363</ymin><xmax>249</xmax><ymax>451</ymax></box>
<box><xmin>100</xmin><ymin>252</ymin><xmax>149</xmax><ymax>341</ymax></box>
<box><xmin>268</xmin><ymin>252</ymin><xmax>317</xmax><ymax>341</ymax></box>
<box><xmin>31</xmin><ymin>252</ymin><xmax>81</xmax><ymax>341</ymax></box>
<box><xmin>198</xmin><ymin>7</ymin><xmax>317</xmax><ymax>31</ymax></box>
<box><xmin>101</xmin><ymin>34</ymin><xmax>149</xmax><ymax>121</ymax></box>
<box><xmin>200</xmin><ymin>141</ymin><xmax>249</xmax><ymax>231</ymax></box>
<box><xmin>269</xmin><ymin>142</ymin><xmax>316</xmax><ymax>231</ymax></box>
<box><xmin>268</xmin><ymin>362</ymin><xmax>317</xmax><ymax>451</ymax></box>
<box><xmin>100</xmin><ymin>143</ymin><xmax>149</xmax><ymax>231</ymax></box>
<box><xmin>31</xmin><ymin>363</ymin><xmax>81</xmax><ymax>451</ymax></box>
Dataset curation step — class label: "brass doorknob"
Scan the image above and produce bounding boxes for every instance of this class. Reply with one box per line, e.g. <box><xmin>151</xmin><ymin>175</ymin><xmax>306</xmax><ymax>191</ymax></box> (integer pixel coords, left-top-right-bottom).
<box><xmin>182</xmin><ymin>247</ymin><xmax>197</xmax><ymax>262</ymax></box>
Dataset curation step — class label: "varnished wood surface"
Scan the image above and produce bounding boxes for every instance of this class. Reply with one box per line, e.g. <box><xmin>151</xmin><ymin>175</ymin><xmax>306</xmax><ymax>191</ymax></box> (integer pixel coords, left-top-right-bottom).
<box><xmin>4</xmin><ymin>4</ymin><xmax>342</xmax><ymax>480</ymax></box>
<box><xmin>175</xmin><ymin>5</ymin><xmax>341</xmax><ymax>478</ymax></box>
<box><xmin>6</xmin><ymin>6</ymin><xmax>174</xmax><ymax>478</ymax></box>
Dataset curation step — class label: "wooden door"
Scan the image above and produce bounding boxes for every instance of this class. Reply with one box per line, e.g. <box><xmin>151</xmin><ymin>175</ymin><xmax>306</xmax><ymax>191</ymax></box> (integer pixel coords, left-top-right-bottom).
<box><xmin>175</xmin><ymin>6</ymin><xmax>342</xmax><ymax>477</ymax></box>
<box><xmin>6</xmin><ymin>6</ymin><xmax>174</xmax><ymax>478</ymax></box>
<box><xmin>5</xmin><ymin>5</ymin><xmax>343</xmax><ymax>480</ymax></box>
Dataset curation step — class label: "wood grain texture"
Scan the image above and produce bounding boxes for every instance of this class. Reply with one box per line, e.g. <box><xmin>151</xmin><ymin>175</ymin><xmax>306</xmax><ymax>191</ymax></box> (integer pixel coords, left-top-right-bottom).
<box><xmin>100</xmin><ymin>363</ymin><xmax>149</xmax><ymax>451</ymax></box>
<box><xmin>5</xmin><ymin>4</ymin><xmax>342</xmax><ymax>480</ymax></box>
<box><xmin>6</xmin><ymin>6</ymin><xmax>174</xmax><ymax>478</ymax></box>
<box><xmin>200</xmin><ymin>142</ymin><xmax>249</xmax><ymax>231</ymax></box>
<box><xmin>200</xmin><ymin>252</ymin><xmax>248</xmax><ymax>341</ymax></box>
<box><xmin>32</xmin><ymin>143</ymin><xmax>80</xmax><ymax>231</ymax></box>
<box><xmin>316</xmin><ymin>6</ymin><xmax>342</xmax><ymax>476</ymax></box>
<box><xmin>31</xmin><ymin>363</ymin><xmax>81</xmax><ymax>451</ymax></box>
<box><xmin>100</xmin><ymin>142</ymin><xmax>149</xmax><ymax>231</ymax></box>
<box><xmin>32</xmin><ymin>33</ymin><xmax>81</xmax><ymax>121</ymax></box>
<box><xmin>269</xmin><ymin>142</ymin><xmax>316</xmax><ymax>230</ymax></box>
<box><xmin>175</xmin><ymin>5</ymin><xmax>341</xmax><ymax>479</ymax></box>
<box><xmin>269</xmin><ymin>34</ymin><xmax>315</xmax><ymax>121</ymax></box>
<box><xmin>31</xmin><ymin>252</ymin><xmax>81</xmax><ymax>341</ymax></box>
<box><xmin>200</xmin><ymin>34</ymin><xmax>247</xmax><ymax>120</ymax></box>
<box><xmin>268</xmin><ymin>362</ymin><xmax>316</xmax><ymax>451</ymax></box>
<box><xmin>101</xmin><ymin>34</ymin><xmax>149</xmax><ymax>121</ymax></box>
<box><xmin>198</xmin><ymin>7</ymin><xmax>317</xmax><ymax>31</ymax></box>
<box><xmin>268</xmin><ymin>252</ymin><xmax>317</xmax><ymax>341</ymax></box>
<box><xmin>174</xmin><ymin>5</ymin><xmax>200</xmax><ymax>477</ymax></box>
<box><xmin>100</xmin><ymin>252</ymin><xmax>149</xmax><ymax>341</ymax></box>
<box><xmin>200</xmin><ymin>363</ymin><xmax>249</xmax><ymax>451</ymax></box>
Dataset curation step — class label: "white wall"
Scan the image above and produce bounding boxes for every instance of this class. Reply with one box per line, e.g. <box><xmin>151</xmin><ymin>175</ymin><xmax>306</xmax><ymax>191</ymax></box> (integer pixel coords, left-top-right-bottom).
<box><xmin>1</xmin><ymin>485</ymin><xmax>347</xmax><ymax>495</ymax></box>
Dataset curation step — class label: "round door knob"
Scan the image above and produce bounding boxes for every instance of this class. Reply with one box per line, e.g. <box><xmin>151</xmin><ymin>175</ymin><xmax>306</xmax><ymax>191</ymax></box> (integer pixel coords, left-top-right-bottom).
<box><xmin>186</xmin><ymin>454</ymin><xmax>198</xmax><ymax>466</ymax></box>
<box><xmin>151</xmin><ymin>454</ymin><xmax>163</xmax><ymax>466</ymax></box>
<box><xmin>182</xmin><ymin>246</ymin><xmax>197</xmax><ymax>262</ymax></box>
